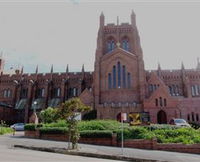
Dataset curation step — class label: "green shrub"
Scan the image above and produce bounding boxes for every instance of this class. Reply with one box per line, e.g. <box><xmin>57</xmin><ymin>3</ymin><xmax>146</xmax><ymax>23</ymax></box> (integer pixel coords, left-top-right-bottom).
<box><xmin>80</xmin><ymin>130</ymin><xmax>113</xmax><ymax>138</ymax></box>
<box><xmin>145</xmin><ymin>124</ymin><xmax>178</xmax><ymax>131</ymax></box>
<box><xmin>40</xmin><ymin>107</ymin><xmax>59</xmax><ymax>123</ymax></box>
<box><xmin>43</xmin><ymin>120</ymin><xmax>67</xmax><ymax>128</ymax></box>
<box><xmin>24</xmin><ymin>124</ymin><xmax>43</xmax><ymax>131</ymax></box>
<box><xmin>39</xmin><ymin>127</ymin><xmax>68</xmax><ymax>134</ymax></box>
<box><xmin>117</xmin><ymin>126</ymin><xmax>154</xmax><ymax>141</ymax></box>
<box><xmin>78</xmin><ymin>120</ymin><xmax>121</xmax><ymax>131</ymax></box>
<box><xmin>189</xmin><ymin>122</ymin><xmax>200</xmax><ymax>129</ymax></box>
<box><xmin>0</xmin><ymin>127</ymin><xmax>13</xmax><ymax>135</ymax></box>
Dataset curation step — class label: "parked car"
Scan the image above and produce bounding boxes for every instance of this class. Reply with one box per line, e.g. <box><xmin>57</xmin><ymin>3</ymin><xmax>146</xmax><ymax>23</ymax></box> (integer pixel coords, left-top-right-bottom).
<box><xmin>10</xmin><ymin>123</ymin><xmax>25</xmax><ymax>131</ymax></box>
<box><xmin>169</xmin><ymin>118</ymin><xmax>191</xmax><ymax>127</ymax></box>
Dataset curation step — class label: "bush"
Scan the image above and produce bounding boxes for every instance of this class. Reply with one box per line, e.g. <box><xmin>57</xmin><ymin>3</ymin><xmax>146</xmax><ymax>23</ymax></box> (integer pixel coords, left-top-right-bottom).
<box><xmin>117</xmin><ymin>126</ymin><xmax>154</xmax><ymax>141</ymax></box>
<box><xmin>78</xmin><ymin>120</ymin><xmax>121</xmax><ymax>131</ymax></box>
<box><xmin>43</xmin><ymin>120</ymin><xmax>67</xmax><ymax>128</ymax></box>
<box><xmin>24</xmin><ymin>124</ymin><xmax>43</xmax><ymax>131</ymax></box>
<box><xmin>39</xmin><ymin>127</ymin><xmax>68</xmax><ymax>134</ymax></box>
<box><xmin>149</xmin><ymin>127</ymin><xmax>200</xmax><ymax>144</ymax></box>
<box><xmin>189</xmin><ymin>122</ymin><xmax>200</xmax><ymax>129</ymax></box>
<box><xmin>40</xmin><ymin>107</ymin><xmax>59</xmax><ymax>123</ymax></box>
<box><xmin>0</xmin><ymin>127</ymin><xmax>13</xmax><ymax>135</ymax></box>
<box><xmin>145</xmin><ymin>124</ymin><xmax>179</xmax><ymax>131</ymax></box>
<box><xmin>80</xmin><ymin>130</ymin><xmax>113</xmax><ymax>138</ymax></box>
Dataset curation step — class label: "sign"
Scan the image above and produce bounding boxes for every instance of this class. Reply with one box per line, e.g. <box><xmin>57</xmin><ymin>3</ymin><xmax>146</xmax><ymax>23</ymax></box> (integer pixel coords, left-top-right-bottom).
<box><xmin>129</xmin><ymin>112</ymin><xmax>150</xmax><ymax>125</ymax></box>
<box><xmin>121</xmin><ymin>113</ymin><xmax>127</xmax><ymax>121</ymax></box>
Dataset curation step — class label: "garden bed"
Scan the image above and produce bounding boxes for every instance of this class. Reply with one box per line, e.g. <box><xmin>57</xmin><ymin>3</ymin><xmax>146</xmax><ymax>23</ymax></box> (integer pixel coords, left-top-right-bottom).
<box><xmin>24</xmin><ymin>120</ymin><xmax>200</xmax><ymax>154</ymax></box>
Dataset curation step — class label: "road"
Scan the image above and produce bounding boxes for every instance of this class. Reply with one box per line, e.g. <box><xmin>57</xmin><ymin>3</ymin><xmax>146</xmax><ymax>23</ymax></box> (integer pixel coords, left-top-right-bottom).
<box><xmin>1</xmin><ymin>131</ymin><xmax>200</xmax><ymax>162</ymax></box>
<box><xmin>0</xmin><ymin>132</ymin><xmax>122</xmax><ymax>162</ymax></box>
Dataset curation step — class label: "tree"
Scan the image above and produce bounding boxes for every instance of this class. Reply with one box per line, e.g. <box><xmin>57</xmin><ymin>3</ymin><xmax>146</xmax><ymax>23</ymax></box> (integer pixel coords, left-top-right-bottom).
<box><xmin>39</xmin><ymin>107</ymin><xmax>59</xmax><ymax>123</ymax></box>
<box><xmin>58</xmin><ymin>97</ymin><xmax>91</xmax><ymax>149</ymax></box>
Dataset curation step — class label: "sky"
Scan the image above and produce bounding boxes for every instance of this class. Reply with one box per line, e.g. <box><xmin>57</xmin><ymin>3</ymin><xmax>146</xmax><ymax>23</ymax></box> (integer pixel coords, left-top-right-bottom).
<box><xmin>0</xmin><ymin>0</ymin><xmax>200</xmax><ymax>73</ymax></box>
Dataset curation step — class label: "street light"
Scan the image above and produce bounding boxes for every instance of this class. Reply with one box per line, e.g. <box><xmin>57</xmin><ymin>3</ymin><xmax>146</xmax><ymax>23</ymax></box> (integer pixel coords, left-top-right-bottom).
<box><xmin>33</xmin><ymin>101</ymin><xmax>38</xmax><ymax>128</ymax></box>
<box><xmin>33</xmin><ymin>101</ymin><xmax>37</xmax><ymax>113</ymax></box>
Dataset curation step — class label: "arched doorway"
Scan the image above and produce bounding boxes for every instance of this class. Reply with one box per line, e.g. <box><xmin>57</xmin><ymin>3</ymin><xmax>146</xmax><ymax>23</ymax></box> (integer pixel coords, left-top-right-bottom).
<box><xmin>117</xmin><ymin>113</ymin><xmax>121</xmax><ymax>122</ymax></box>
<box><xmin>157</xmin><ymin>110</ymin><xmax>167</xmax><ymax>124</ymax></box>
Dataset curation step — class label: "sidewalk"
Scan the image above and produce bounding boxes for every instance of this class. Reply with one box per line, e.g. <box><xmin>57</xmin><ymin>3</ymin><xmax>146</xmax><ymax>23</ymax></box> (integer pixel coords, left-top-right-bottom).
<box><xmin>2</xmin><ymin>132</ymin><xmax>200</xmax><ymax>162</ymax></box>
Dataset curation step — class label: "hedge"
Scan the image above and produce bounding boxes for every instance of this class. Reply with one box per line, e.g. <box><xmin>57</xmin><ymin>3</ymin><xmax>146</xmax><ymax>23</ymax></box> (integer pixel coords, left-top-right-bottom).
<box><xmin>39</xmin><ymin>127</ymin><xmax>68</xmax><ymax>134</ymax></box>
<box><xmin>0</xmin><ymin>127</ymin><xmax>13</xmax><ymax>135</ymax></box>
<box><xmin>80</xmin><ymin>130</ymin><xmax>113</xmax><ymax>138</ymax></box>
<box><xmin>24</xmin><ymin>124</ymin><xmax>43</xmax><ymax>131</ymax></box>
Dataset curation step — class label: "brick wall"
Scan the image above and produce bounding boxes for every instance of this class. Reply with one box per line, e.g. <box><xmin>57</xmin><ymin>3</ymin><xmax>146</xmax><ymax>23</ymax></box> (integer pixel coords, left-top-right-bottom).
<box><xmin>25</xmin><ymin>130</ymin><xmax>200</xmax><ymax>154</ymax></box>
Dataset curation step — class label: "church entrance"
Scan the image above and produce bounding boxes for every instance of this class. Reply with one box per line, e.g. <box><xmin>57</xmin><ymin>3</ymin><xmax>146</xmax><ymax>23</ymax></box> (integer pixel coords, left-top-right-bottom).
<box><xmin>157</xmin><ymin>110</ymin><xmax>167</xmax><ymax>124</ymax></box>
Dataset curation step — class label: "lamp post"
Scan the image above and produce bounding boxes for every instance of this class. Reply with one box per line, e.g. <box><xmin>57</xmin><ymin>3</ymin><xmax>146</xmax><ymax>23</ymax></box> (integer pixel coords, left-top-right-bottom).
<box><xmin>33</xmin><ymin>101</ymin><xmax>37</xmax><ymax>113</ymax></box>
<box><xmin>33</xmin><ymin>101</ymin><xmax>38</xmax><ymax>128</ymax></box>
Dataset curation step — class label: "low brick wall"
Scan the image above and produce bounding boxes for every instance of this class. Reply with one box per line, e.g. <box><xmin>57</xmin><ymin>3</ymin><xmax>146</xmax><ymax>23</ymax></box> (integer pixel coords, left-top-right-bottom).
<box><xmin>40</xmin><ymin>133</ymin><xmax>68</xmax><ymax>142</ymax></box>
<box><xmin>25</xmin><ymin>131</ymin><xmax>37</xmax><ymax>138</ymax></box>
<box><xmin>25</xmin><ymin>130</ymin><xmax>200</xmax><ymax>154</ymax></box>
<box><xmin>122</xmin><ymin>139</ymin><xmax>156</xmax><ymax>149</ymax></box>
<box><xmin>157</xmin><ymin>143</ymin><xmax>200</xmax><ymax>154</ymax></box>
<box><xmin>79</xmin><ymin>137</ymin><xmax>113</xmax><ymax>146</ymax></box>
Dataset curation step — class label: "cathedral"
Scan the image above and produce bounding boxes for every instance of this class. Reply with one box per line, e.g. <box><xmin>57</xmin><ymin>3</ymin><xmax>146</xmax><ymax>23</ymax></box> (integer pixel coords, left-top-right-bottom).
<box><xmin>0</xmin><ymin>11</ymin><xmax>200</xmax><ymax>124</ymax></box>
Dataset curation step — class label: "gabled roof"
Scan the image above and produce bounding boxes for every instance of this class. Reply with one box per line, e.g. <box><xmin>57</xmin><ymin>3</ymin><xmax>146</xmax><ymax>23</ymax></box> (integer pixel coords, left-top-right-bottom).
<box><xmin>101</xmin><ymin>47</ymin><xmax>137</xmax><ymax>62</ymax></box>
<box><xmin>79</xmin><ymin>88</ymin><xmax>93</xmax><ymax>105</ymax></box>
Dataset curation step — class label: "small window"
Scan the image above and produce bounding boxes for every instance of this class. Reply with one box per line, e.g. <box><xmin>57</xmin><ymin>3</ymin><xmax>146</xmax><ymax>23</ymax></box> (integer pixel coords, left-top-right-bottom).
<box><xmin>108</xmin><ymin>73</ymin><xmax>112</xmax><ymax>89</ymax></box>
<box><xmin>159</xmin><ymin>97</ymin><xmax>163</xmax><ymax>107</ymax></box>
<box><xmin>164</xmin><ymin>98</ymin><xmax>167</xmax><ymax>107</ymax></box>
<box><xmin>192</xmin><ymin>112</ymin><xmax>195</xmax><ymax>121</ymax></box>
<box><xmin>155</xmin><ymin>98</ymin><xmax>158</xmax><ymax>106</ymax></box>
<box><xmin>127</xmin><ymin>72</ymin><xmax>131</xmax><ymax>88</ymax></box>
<box><xmin>196</xmin><ymin>114</ymin><xmax>199</xmax><ymax>122</ymax></box>
<box><xmin>187</xmin><ymin>114</ymin><xmax>190</xmax><ymax>121</ymax></box>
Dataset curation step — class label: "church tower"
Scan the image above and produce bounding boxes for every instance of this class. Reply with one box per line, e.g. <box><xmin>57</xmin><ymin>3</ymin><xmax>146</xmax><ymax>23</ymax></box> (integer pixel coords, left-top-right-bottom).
<box><xmin>94</xmin><ymin>11</ymin><xmax>146</xmax><ymax>119</ymax></box>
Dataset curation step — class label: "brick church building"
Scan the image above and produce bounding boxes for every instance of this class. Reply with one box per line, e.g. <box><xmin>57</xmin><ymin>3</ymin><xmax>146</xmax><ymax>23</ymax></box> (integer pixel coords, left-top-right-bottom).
<box><xmin>0</xmin><ymin>11</ymin><xmax>200</xmax><ymax>124</ymax></box>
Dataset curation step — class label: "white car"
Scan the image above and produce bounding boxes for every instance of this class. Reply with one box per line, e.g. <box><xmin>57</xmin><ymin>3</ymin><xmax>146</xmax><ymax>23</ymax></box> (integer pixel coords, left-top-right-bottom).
<box><xmin>10</xmin><ymin>123</ymin><xmax>25</xmax><ymax>131</ymax></box>
<box><xmin>169</xmin><ymin>118</ymin><xmax>191</xmax><ymax>127</ymax></box>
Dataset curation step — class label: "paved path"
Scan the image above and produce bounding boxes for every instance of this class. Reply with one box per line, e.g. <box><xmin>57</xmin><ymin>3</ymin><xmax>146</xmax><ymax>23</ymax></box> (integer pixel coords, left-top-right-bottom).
<box><xmin>1</xmin><ymin>132</ymin><xmax>200</xmax><ymax>162</ymax></box>
<box><xmin>0</xmin><ymin>132</ymin><xmax>122</xmax><ymax>162</ymax></box>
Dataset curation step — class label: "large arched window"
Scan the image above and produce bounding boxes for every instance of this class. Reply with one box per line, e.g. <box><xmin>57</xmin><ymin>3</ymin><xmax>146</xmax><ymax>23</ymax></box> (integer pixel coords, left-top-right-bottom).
<box><xmin>122</xmin><ymin>37</ymin><xmax>129</xmax><ymax>51</ymax></box>
<box><xmin>108</xmin><ymin>73</ymin><xmax>112</xmax><ymax>89</ymax></box>
<box><xmin>127</xmin><ymin>72</ymin><xmax>131</xmax><ymax>88</ymax></box>
<box><xmin>122</xmin><ymin>65</ymin><xmax>126</xmax><ymax>88</ymax></box>
<box><xmin>112</xmin><ymin>65</ymin><xmax>116</xmax><ymax>88</ymax></box>
<box><xmin>108</xmin><ymin>63</ymin><xmax>131</xmax><ymax>89</ymax></box>
<box><xmin>117</xmin><ymin>62</ymin><xmax>121</xmax><ymax>88</ymax></box>
<box><xmin>107</xmin><ymin>38</ymin><xmax>115</xmax><ymax>52</ymax></box>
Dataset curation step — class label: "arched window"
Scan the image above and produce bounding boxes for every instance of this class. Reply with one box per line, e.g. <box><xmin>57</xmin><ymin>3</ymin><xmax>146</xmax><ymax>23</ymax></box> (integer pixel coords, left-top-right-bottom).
<box><xmin>127</xmin><ymin>72</ymin><xmax>131</xmax><ymax>88</ymax></box>
<box><xmin>108</xmin><ymin>73</ymin><xmax>112</xmax><ymax>89</ymax></box>
<box><xmin>117</xmin><ymin>62</ymin><xmax>121</xmax><ymax>88</ymax></box>
<box><xmin>175</xmin><ymin>85</ymin><xmax>179</xmax><ymax>95</ymax></box>
<box><xmin>153</xmin><ymin>84</ymin><xmax>157</xmax><ymax>91</ymax></box>
<box><xmin>191</xmin><ymin>85</ymin><xmax>195</xmax><ymax>96</ymax></box>
<box><xmin>73</xmin><ymin>88</ymin><xmax>78</xmax><ymax>97</ymax></box>
<box><xmin>155</xmin><ymin>98</ymin><xmax>158</xmax><ymax>106</ymax></box>
<box><xmin>169</xmin><ymin>86</ymin><xmax>172</xmax><ymax>95</ymax></box>
<box><xmin>196</xmin><ymin>114</ymin><xmax>199</xmax><ymax>122</ymax></box>
<box><xmin>192</xmin><ymin>112</ymin><xmax>195</xmax><ymax>121</ymax></box>
<box><xmin>195</xmin><ymin>85</ymin><xmax>199</xmax><ymax>96</ymax></box>
<box><xmin>112</xmin><ymin>66</ymin><xmax>116</xmax><ymax>88</ymax></box>
<box><xmin>122</xmin><ymin>65</ymin><xmax>126</xmax><ymax>88</ymax></box>
<box><xmin>3</xmin><ymin>90</ymin><xmax>7</xmax><ymax>98</ymax></box>
<box><xmin>122</xmin><ymin>39</ymin><xmax>129</xmax><ymax>51</ymax></box>
<box><xmin>187</xmin><ymin>114</ymin><xmax>190</xmax><ymax>121</ymax></box>
<box><xmin>159</xmin><ymin>97</ymin><xmax>163</xmax><ymax>107</ymax></box>
<box><xmin>107</xmin><ymin>39</ymin><xmax>115</xmax><ymax>52</ymax></box>
<box><xmin>164</xmin><ymin>98</ymin><xmax>167</xmax><ymax>107</ymax></box>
